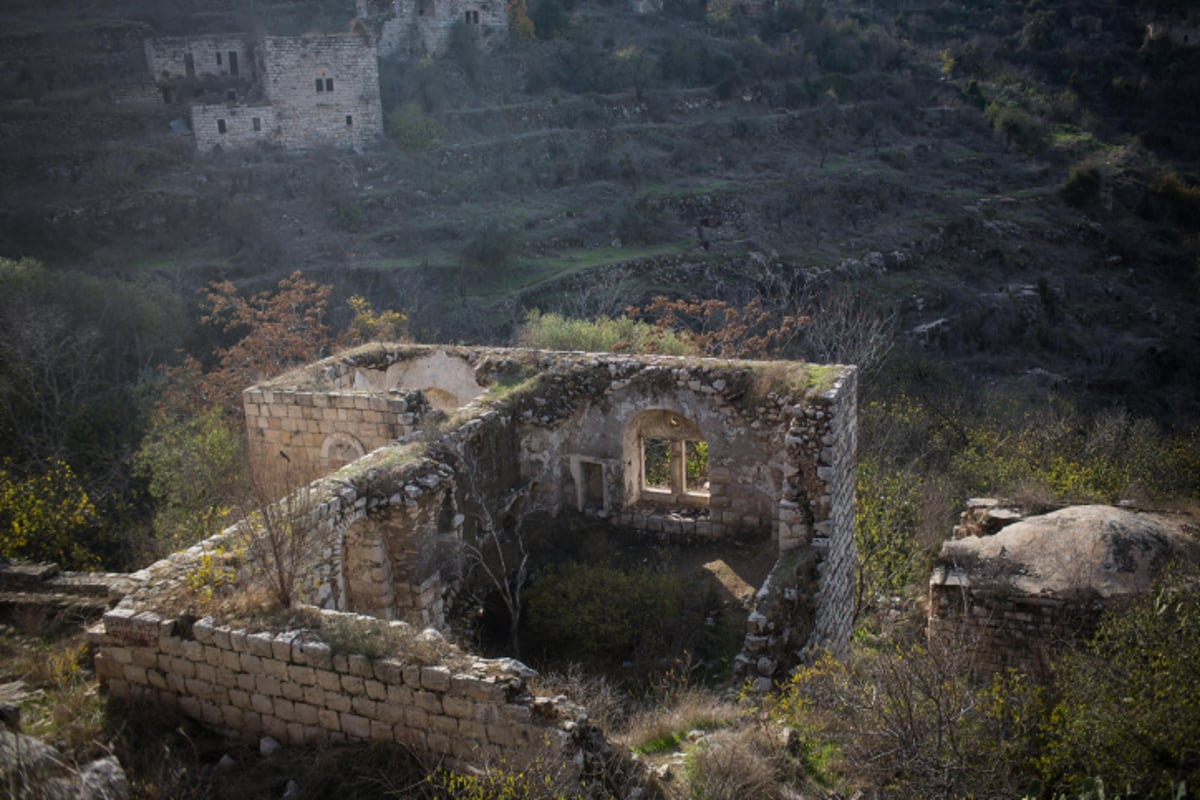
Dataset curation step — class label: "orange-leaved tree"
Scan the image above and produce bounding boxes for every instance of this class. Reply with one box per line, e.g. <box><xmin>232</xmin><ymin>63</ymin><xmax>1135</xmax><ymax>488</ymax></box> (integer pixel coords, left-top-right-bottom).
<box><xmin>138</xmin><ymin>273</ymin><xmax>332</xmax><ymax>553</ymax></box>
<box><xmin>161</xmin><ymin>272</ymin><xmax>333</xmax><ymax>418</ymax></box>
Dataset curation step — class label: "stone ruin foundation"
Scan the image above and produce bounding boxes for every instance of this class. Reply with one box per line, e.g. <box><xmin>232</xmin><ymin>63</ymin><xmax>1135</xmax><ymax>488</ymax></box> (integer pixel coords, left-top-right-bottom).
<box><xmin>91</xmin><ymin>345</ymin><xmax>858</xmax><ymax>771</ymax></box>
<box><xmin>927</xmin><ymin>500</ymin><xmax>1200</xmax><ymax>675</ymax></box>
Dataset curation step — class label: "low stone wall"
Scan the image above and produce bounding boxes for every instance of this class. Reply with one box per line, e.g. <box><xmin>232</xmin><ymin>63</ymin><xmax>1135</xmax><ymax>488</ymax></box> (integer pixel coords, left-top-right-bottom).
<box><xmin>90</xmin><ymin>607</ymin><xmax>586</xmax><ymax>765</ymax></box>
<box><xmin>926</xmin><ymin>566</ymin><xmax>1097</xmax><ymax>675</ymax></box>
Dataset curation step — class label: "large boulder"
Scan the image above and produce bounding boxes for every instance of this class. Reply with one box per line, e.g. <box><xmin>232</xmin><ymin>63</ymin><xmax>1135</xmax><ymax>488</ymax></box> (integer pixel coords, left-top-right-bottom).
<box><xmin>927</xmin><ymin>505</ymin><xmax>1200</xmax><ymax>674</ymax></box>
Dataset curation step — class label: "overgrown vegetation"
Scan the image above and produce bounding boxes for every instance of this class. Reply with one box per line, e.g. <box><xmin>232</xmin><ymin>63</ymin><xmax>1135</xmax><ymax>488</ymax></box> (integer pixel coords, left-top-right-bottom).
<box><xmin>2</xmin><ymin>0</ymin><xmax>1200</xmax><ymax>795</ymax></box>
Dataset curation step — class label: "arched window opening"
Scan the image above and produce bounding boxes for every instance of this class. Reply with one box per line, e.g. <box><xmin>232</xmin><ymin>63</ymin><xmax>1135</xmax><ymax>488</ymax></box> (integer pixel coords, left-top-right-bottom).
<box><xmin>625</xmin><ymin>410</ymin><xmax>710</xmax><ymax>508</ymax></box>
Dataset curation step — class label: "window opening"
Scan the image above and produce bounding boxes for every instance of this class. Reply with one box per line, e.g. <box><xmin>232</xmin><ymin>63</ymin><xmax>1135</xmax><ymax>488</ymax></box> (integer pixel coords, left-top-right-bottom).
<box><xmin>684</xmin><ymin>440</ymin><xmax>709</xmax><ymax>493</ymax></box>
<box><xmin>642</xmin><ymin>438</ymin><xmax>671</xmax><ymax>491</ymax></box>
<box><xmin>252</xmin><ymin>117</ymin><xmax>261</xmax><ymax>131</ymax></box>
<box><xmin>581</xmin><ymin>462</ymin><xmax>604</xmax><ymax>511</ymax></box>
<box><xmin>226</xmin><ymin>89</ymin><xmax>236</xmax><ymax>101</ymax></box>
<box><xmin>345</xmin><ymin>114</ymin><xmax>353</xmax><ymax>126</ymax></box>
<box><xmin>217</xmin><ymin>119</ymin><xmax>226</xmax><ymax>134</ymax></box>
<box><xmin>184</xmin><ymin>52</ymin><xmax>195</xmax><ymax>78</ymax></box>
<box><xmin>228</xmin><ymin>51</ymin><xmax>239</xmax><ymax>76</ymax></box>
<box><xmin>315</xmin><ymin>78</ymin><xmax>324</xmax><ymax>92</ymax></box>
<box><xmin>325</xmin><ymin>77</ymin><xmax>334</xmax><ymax>92</ymax></box>
<box><xmin>216</xmin><ymin>52</ymin><xmax>222</xmax><ymax>66</ymax></box>
<box><xmin>465</xmin><ymin>9</ymin><xmax>480</xmax><ymax>23</ymax></box>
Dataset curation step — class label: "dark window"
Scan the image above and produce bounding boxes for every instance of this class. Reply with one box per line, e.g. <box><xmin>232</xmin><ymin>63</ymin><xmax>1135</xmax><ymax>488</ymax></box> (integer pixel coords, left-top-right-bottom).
<box><xmin>184</xmin><ymin>52</ymin><xmax>195</xmax><ymax>78</ymax></box>
<box><xmin>226</xmin><ymin>89</ymin><xmax>236</xmax><ymax>101</ymax></box>
<box><xmin>466</xmin><ymin>9</ymin><xmax>479</xmax><ymax>23</ymax></box>
<box><xmin>161</xmin><ymin>87</ymin><xmax>171</xmax><ymax>104</ymax></box>
<box><xmin>216</xmin><ymin>52</ymin><xmax>222</xmax><ymax>66</ymax></box>
<box><xmin>217</xmin><ymin>119</ymin><xmax>226</xmax><ymax>134</ymax></box>
<box><xmin>345</xmin><ymin>115</ymin><xmax>353</xmax><ymax>126</ymax></box>
<box><xmin>228</xmin><ymin>51</ymin><xmax>239</xmax><ymax>76</ymax></box>
<box><xmin>252</xmin><ymin>117</ymin><xmax>261</xmax><ymax>132</ymax></box>
<box><xmin>316</xmin><ymin>78</ymin><xmax>324</xmax><ymax>92</ymax></box>
<box><xmin>325</xmin><ymin>78</ymin><xmax>334</xmax><ymax>92</ymax></box>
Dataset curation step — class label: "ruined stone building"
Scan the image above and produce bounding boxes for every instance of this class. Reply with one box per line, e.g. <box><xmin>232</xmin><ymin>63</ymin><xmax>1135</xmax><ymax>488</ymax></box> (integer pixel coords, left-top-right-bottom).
<box><xmin>90</xmin><ymin>345</ymin><xmax>857</xmax><ymax>764</ymax></box>
<box><xmin>356</xmin><ymin>0</ymin><xmax>509</xmax><ymax>59</ymax></box>
<box><xmin>144</xmin><ymin>32</ymin><xmax>383</xmax><ymax>152</ymax></box>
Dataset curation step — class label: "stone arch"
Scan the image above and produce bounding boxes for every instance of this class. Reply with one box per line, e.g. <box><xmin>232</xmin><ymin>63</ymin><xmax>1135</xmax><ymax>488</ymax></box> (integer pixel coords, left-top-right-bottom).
<box><xmin>321</xmin><ymin>432</ymin><xmax>366</xmax><ymax>468</ymax></box>
<box><xmin>622</xmin><ymin>408</ymin><xmax>711</xmax><ymax>508</ymax></box>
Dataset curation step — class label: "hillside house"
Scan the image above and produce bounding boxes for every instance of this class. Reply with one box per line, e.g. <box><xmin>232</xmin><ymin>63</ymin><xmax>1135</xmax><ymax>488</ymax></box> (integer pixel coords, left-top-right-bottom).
<box><xmin>145</xmin><ymin>32</ymin><xmax>384</xmax><ymax>152</ymax></box>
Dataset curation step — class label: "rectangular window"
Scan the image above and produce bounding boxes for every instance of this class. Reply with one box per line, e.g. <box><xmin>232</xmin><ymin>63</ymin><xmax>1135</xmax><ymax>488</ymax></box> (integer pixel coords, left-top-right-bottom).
<box><xmin>345</xmin><ymin>115</ymin><xmax>353</xmax><ymax>126</ymax></box>
<box><xmin>228</xmin><ymin>51</ymin><xmax>239</xmax><ymax>76</ymax></box>
<box><xmin>252</xmin><ymin>117</ymin><xmax>261</xmax><ymax>132</ymax></box>
<box><xmin>226</xmin><ymin>89</ymin><xmax>236</xmax><ymax>101</ymax></box>
<box><xmin>325</xmin><ymin>77</ymin><xmax>334</xmax><ymax>92</ymax></box>
<box><xmin>216</xmin><ymin>51</ymin><xmax>222</xmax><ymax>66</ymax></box>
<box><xmin>184</xmin><ymin>52</ymin><xmax>195</xmax><ymax>78</ymax></box>
<box><xmin>316</xmin><ymin>78</ymin><xmax>324</xmax><ymax>92</ymax></box>
<box><xmin>217</xmin><ymin>119</ymin><xmax>226</xmax><ymax>134</ymax></box>
<box><xmin>642</xmin><ymin>438</ymin><xmax>671</xmax><ymax>491</ymax></box>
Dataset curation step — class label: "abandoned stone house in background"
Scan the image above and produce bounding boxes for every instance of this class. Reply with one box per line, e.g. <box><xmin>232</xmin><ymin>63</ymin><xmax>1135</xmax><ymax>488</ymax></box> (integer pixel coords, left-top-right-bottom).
<box><xmin>91</xmin><ymin>345</ymin><xmax>858</xmax><ymax>762</ymax></box>
<box><xmin>144</xmin><ymin>32</ymin><xmax>384</xmax><ymax>152</ymax></box>
<box><xmin>356</xmin><ymin>0</ymin><xmax>509</xmax><ymax>59</ymax></box>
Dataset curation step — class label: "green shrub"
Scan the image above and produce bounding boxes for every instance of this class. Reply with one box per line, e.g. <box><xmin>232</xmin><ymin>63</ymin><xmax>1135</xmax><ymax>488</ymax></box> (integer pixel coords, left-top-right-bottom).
<box><xmin>515</xmin><ymin>310</ymin><xmax>697</xmax><ymax>355</ymax></box>
<box><xmin>463</xmin><ymin>219</ymin><xmax>519</xmax><ymax>274</ymax></box>
<box><xmin>1059</xmin><ymin>165</ymin><xmax>1101</xmax><ymax>208</ymax></box>
<box><xmin>386</xmin><ymin>102</ymin><xmax>441</xmax><ymax>150</ymax></box>
<box><xmin>985</xmin><ymin>99</ymin><xmax>1047</xmax><ymax>154</ymax></box>
<box><xmin>1041</xmin><ymin>566</ymin><xmax>1200</xmax><ymax>796</ymax></box>
<box><xmin>524</xmin><ymin>562</ymin><xmax>685</xmax><ymax>662</ymax></box>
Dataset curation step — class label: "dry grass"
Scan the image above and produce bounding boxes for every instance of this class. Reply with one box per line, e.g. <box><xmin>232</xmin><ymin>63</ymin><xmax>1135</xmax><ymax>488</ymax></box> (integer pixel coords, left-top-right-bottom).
<box><xmin>683</xmin><ymin>728</ymin><xmax>782</xmax><ymax>800</ymax></box>
<box><xmin>624</xmin><ymin>684</ymin><xmax>742</xmax><ymax>756</ymax></box>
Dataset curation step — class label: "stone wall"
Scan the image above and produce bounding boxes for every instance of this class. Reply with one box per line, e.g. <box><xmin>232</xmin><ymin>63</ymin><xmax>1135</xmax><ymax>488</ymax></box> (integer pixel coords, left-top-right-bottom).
<box><xmin>242</xmin><ymin>383</ymin><xmax>429</xmax><ymax>476</ymax></box>
<box><xmin>260</xmin><ymin>34</ymin><xmax>384</xmax><ymax>151</ymax></box>
<box><xmin>192</xmin><ymin>103</ymin><xmax>275</xmax><ymax>152</ymax></box>
<box><xmin>144</xmin><ymin>36</ymin><xmax>253</xmax><ymax>82</ymax></box>
<box><xmin>91</xmin><ymin>605</ymin><xmax>589</xmax><ymax>766</ymax></box>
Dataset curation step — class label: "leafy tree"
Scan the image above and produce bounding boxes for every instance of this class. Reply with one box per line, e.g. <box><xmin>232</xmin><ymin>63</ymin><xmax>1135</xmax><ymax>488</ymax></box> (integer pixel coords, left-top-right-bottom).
<box><xmin>342</xmin><ymin>295</ymin><xmax>409</xmax><ymax>346</ymax></box>
<box><xmin>161</xmin><ymin>272</ymin><xmax>333</xmax><ymax>417</ymax></box>
<box><xmin>853</xmin><ymin>457</ymin><xmax>919</xmax><ymax>617</ymax></box>
<box><xmin>0</xmin><ymin>459</ymin><xmax>98</xmax><ymax>567</ymax></box>
<box><xmin>508</xmin><ymin>0</ymin><xmax>536</xmax><ymax>40</ymax></box>
<box><xmin>133</xmin><ymin>406</ymin><xmax>247</xmax><ymax>554</ymax></box>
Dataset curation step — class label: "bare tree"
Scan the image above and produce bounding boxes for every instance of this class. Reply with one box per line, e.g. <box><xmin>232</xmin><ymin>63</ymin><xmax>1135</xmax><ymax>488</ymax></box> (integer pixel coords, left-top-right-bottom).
<box><xmin>800</xmin><ymin>284</ymin><xmax>896</xmax><ymax>372</ymax></box>
<box><xmin>448</xmin><ymin>445</ymin><xmax>541</xmax><ymax>658</ymax></box>
<box><xmin>239</xmin><ymin>452</ymin><xmax>320</xmax><ymax>609</ymax></box>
